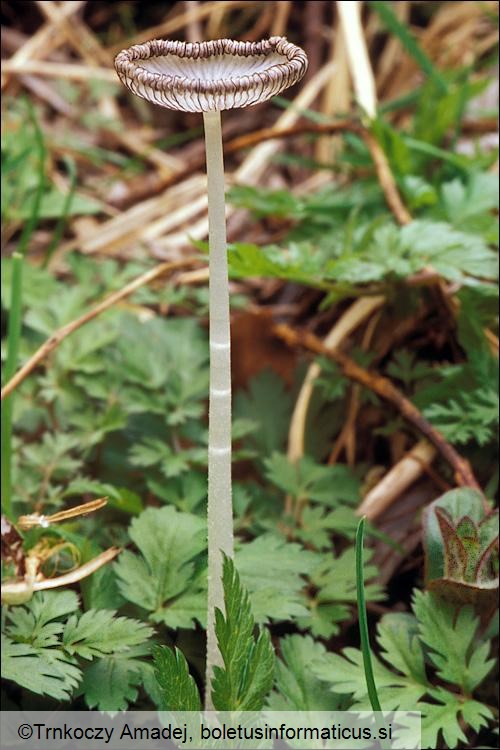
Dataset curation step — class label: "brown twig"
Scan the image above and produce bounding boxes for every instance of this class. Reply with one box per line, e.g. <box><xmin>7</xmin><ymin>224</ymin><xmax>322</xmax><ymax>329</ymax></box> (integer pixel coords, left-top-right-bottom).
<box><xmin>1</xmin><ymin>258</ymin><xmax>202</xmax><ymax>401</ymax></box>
<box><xmin>275</xmin><ymin>323</ymin><xmax>485</xmax><ymax>496</ymax></box>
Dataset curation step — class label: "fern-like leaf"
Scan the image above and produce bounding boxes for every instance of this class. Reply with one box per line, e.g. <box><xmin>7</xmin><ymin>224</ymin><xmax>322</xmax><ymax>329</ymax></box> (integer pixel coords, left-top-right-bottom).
<box><xmin>211</xmin><ymin>556</ymin><xmax>274</xmax><ymax>711</ymax></box>
<box><xmin>153</xmin><ymin>645</ymin><xmax>202</xmax><ymax>711</ymax></box>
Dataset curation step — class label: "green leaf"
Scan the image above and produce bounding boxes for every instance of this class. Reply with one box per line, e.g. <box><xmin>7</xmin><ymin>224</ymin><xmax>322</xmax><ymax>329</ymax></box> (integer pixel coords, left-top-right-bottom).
<box><xmin>153</xmin><ymin>645</ymin><xmax>202</xmax><ymax>711</ymax></box>
<box><xmin>237</xmin><ymin>534</ymin><xmax>317</xmax><ymax>623</ymax></box>
<box><xmin>234</xmin><ymin>369</ymin><xmax>292</xmax><ymax>456</ymax></box>
<box><xmin>228</xmin><ymin>185</ymin><xmax>302</xmax><ymax>218</ymax></box>
<box><xmin>5</xmin><ymin>590</ymin><xmax>80</xmax><ymax>645</ymax></box>
<box><xmin>440</xmin><ymin>173</ymin><xmax>499</xmax><ymax>238</ymax></box>
<box><xmin>1</xmin><ymin>634</ymin><xmax>81</xmax><ymax>701</ymax></box>
<box><xmin>116</xmin><ymin>316</ymin><xmax>208</xmax><ymax>394</ymax></box>
<box><xmin>79</xmin><ymin>653</ymin><xmax>146</xmax><ymax>711</ymax></box>
<box><xmin>311</xmin><ymin>646</ymin><xmax>427</xmax><ymax>710</ymax></box>
<box><xmin>424</xmin><ymin>390</ymin><xmax>498</xmax><ymax>446</ymax></box>
<box><xmin>264</xmin><ymin>452</ymin><xmax>360</xmax><ymax>506</ymax></box>
<box><xmin>301</xmin><ymin>546</ymin><xmax>383</xmax><ymax>637</ymax></box>
<box><xmin>399</xmin><ymin>220</ymin><xmax>498</xmax><ymax>283</ymax></box>
<box><xmin>211</xmin><ymin>556</ymin><xmax>274</xmax><ymax>711</ymax></box>
<box><xmin>63</xmin><ymin>609</ymin><xmax>153</xmax><ymax>659</ymax></box>
<box><xmin>377</xmin><ymin>613</ymin><xmax>427</xmax><ymax>685</ymax></box>
<box><xmin>64</xmin><ymin>479</ymin><xmax>143</xmax><ymax>515</ymax></box>
<box><xmin>12</xmin><ymin>189</ymin><xmax>102</xmax><ymax>220</ymax></box>
<box><xmin>114</xmin><ymin>506</ymin><xmax>207</xmax><ymax>629</ymax></box>
<box><xmin>419</xmin><ymin>688</ymin><xmax>493</xmax><ymax>750</ymax></box>
<box><xmin>2</xmin><ymin>591</ymin><xmax>154</xmax><ymax>706</ymax></box>
<box><xmin>268</xmin><ymin>634</ymin><xmax>341</xmax><ymax>710</ymax></box>
<box><xmin>413</xmin><ymin>591</ymin><xmax>495</xmax><ymax>693</ymax></box>
<box><xmin>370</xmin><ymin>1</ymin><xmax>447</xmax><ymax>93</ymax></box>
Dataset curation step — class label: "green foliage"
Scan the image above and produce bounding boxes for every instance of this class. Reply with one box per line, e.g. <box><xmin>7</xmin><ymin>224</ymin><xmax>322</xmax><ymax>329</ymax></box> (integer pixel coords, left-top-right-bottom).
<box><xmin>153</xmin><ymin>645</ymin><xmax>202</xmax><ymax>711</ymax></box>
<box><xmin>2</xmin><ymin>590</ymin><xmax>153</xmax><ymax>708</ymax></box>
<box><xmin>311</xmin><ymin>591</ymin><xmax>495</xmax><ymax>749</ymax></box>
<box><xmin>371</xmin><ymin>1</ymin><xmax>448</xmax><ymax>94</ymax></box>
<box><xmin>211</xmin><ymin>556</ymin><xmax>275</xmax><ymax>711</ymax></box>
<box><xmin>77</xmin><ymin>652</ymin><xmax>150</xmax><ymax>711</ymax></box>
<box><xmin>227</xmin><ymin>215</ymin><xmax>497</xmax><ymax>296</ymax></box>
<box><xmin>237</xmin><ymin>534</ymin><xmax>318</xmax><ymax>623</ymax></box>
<box><xmin>302</xmin><ymin>545</ymin><xmax>383</xmax><ymax>639</ymax></box>
<box><xmin>268</xmin><ymin>635</ymin><xmax>343</xmax><ymax>711</ymax></box>
<box><xmin>234</xmin><ymin>369</ymin><xmax>292</xmax><ymax>456</ymax></box>
<box><xmin>264</xmin><ymin>452</ymin><xmax>360</xmax><ymax>506</ymax></box>
<box><xmin>1</xmin><ymin>101</ymin><xmax>100</xmax><ymax>223</ymax></box>
<box><xmin>114</xmin><ymin>506</ymin><xmax>207</xmax><ymax>629</ymax></box>
<box><xmin>415</xmin><ymin>336</ymin><xmax>499</xmax><ymax>449</ymax></box>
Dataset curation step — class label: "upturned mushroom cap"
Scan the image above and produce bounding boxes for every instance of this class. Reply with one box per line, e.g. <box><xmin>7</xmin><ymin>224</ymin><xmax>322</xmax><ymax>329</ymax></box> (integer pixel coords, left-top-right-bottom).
<box><xmin>114</xmin><ymin>36</ymin><xmax>308</xmax><ymax>113</ymax></box>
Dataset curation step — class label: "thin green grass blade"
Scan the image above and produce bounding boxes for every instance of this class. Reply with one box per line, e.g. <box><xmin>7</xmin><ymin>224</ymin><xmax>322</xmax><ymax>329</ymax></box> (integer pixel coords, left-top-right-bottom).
<box><xmin>371</xmin><ymin>1</ymin><xmax>448</xmax><ymax>94</ymax></box>
<box><xmin>356</xmin><ymin>516</ymin><xmax>382</xmax><ymax>713</ymax></box>
<box><xmin>1</xmin><ymin>101</ymin><xmax>46</xmax><ymax>518</ymax></box>
<box><xmin>42</xmin><ymin>156</ymin><xmax>77</xmax><ymax>268</ymax></box>
<box><xmin>15</xmin><ymin>100</ymin><xmax>46</xmax><ymax>258</ymax></box>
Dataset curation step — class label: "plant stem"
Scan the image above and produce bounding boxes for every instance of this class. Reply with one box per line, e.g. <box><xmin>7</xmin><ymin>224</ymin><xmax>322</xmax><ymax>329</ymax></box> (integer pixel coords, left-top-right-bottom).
<box><xmin>203</xmin><ymin>109</ymin><xmax>233</xmax><ymax>709</ymax></box>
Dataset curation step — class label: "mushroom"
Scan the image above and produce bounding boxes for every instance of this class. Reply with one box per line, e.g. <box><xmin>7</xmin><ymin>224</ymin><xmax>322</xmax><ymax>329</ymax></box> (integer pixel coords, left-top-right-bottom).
<box><xmin>114</xmin><ymin>36</ymin><xmax>307</xmax><ymax>703</ymax></box>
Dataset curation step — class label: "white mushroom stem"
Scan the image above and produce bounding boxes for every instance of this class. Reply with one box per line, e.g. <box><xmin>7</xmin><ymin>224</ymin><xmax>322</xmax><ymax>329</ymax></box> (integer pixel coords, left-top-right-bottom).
<box><xmin>203</xmin><ymin>109</ymin><xmax>233</xmax><ymax>707</ymax></box>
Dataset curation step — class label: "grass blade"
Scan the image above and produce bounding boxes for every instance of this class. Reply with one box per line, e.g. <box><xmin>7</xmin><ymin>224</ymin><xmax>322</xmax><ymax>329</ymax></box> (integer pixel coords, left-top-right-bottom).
<box><xmin>1</xmin><ymin>102</ymin><xmax>46</xmax><ymax>518</ymax></box>
<box><xmin>371</xmin><ymin>1</ymin><xmax>448</xmax><ymax>94</ymax></box>
<box><xmin>356</xmin><ymin>516</ymin><xmax>382</xmax><ymax>712</ymax></box>
<box><xmin>42</xmin><ymin>156</ymin><xmax>77</xmax><ymax>268</ymax></box>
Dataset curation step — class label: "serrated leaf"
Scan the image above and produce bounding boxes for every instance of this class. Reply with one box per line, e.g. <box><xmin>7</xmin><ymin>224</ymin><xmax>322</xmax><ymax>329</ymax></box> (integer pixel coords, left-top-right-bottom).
<box><xmin>311</xmin><ymin>647</ymin><xmax>427</xmax><ymax>710</ymax></box>
<box><xmin>377</xmin><ymin>613</ymin><xmax>427</xmax><ymax>685</ymax></box>
<box><xmin>299</xmin><ymin>547</ymin><xmax>383</xmax><ymax>638</ymax></box>
<box><xmin>424</xmin><ymin>389</ymin><xmax>498</xmax><ymax>446</ymax></box>
<box><xmin>413</xmin><ymin>591</ymin><xmax>495</xmax><ymax>692</ymax></box>
<box><xmin>153</xmin><ymin>645</ymin><xmax>201</xmax><ymax>711</ymax></box>
<box><xmin>211</xmin><ymin>556</ymin><xmax>274</xmax><ymax>711</ymax></box>
<box><xmin>114</xmin><ymin>507</ymin><xmax>206</xmax><ymax>629</ymax></box>
<box><xmin>237</xmin><ymin>534</ymin><xmax>317</xmax><ymax>623</ymax></box>
<box><xmin>116</xmin><ymin>316</ymin><xmax>208</xmax><ymax>393</ymax></box>
<box><xmin>399</xmin><ymin>220</ymin><xmax>498</xmax><ymax>283</ymax></box>
<box><xmin>268</xmin><ymin>634</ymin><xmax>341</xmax><ymax>710</ymax></box>
<box><xmin>5</xmin><ymin>590</ymin><xmax>80</xmax><ymax>646</ymax></box>
<box><xmin>79</xmin><ymin>654</ymin><xmax>145</xmax><ymax>711</ymax></box>
<box><xmin>63</xmin><ymin>609</ymin><xmax>153</xmax><ymax>659</ymax></box>
<box><xmin>1</xmin><ymin>634</ymin><xmax>81</xmax><ymax>701</ymax></box>
<box><xmin>264</xmin><ymin>452</ymin><xmax>360</xmax><ymax>506</ymax></box>
<box><xmin>419</xmin><ymin>688</ymin><xmax>493</xmax><ymax>750</ymax></box>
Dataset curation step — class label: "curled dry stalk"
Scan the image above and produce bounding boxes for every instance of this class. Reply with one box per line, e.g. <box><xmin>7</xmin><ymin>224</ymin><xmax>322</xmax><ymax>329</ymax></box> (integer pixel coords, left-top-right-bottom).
<box><xmin>1</xmin><ymin>498</ymin><xmax>119</xmax><ymax>605</ymax></box>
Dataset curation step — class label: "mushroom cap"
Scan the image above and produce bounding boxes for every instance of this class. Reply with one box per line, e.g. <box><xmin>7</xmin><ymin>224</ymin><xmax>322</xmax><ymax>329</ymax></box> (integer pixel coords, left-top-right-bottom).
<box><xmin>114</xmin><ymin>37</ymin><xmax>308</xmax><ymax>113</ymax></box>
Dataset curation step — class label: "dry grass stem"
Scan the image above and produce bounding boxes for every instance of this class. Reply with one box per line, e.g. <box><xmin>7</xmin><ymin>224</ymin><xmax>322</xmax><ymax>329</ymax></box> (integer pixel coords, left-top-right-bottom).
<box><xmin>109</xmin><ymin>1</ymin><xmax>260</xmax><ymax>53</ymax></box>
<box><xmin>358</xmin><ymin>441</ymin><xmax>438</xmax><ymax>520</ymax></box>
<box><xmin>2</xmin><ymin>60</ymin><xmax>118</xmax><ymax>82</ymax></box>
<box><xmin>337</xmin><ymin>0</ymin><xmax>377</xmax><ymax>119</ymax></box>
<box><xmin>287</xmin><ymin>296</ymin><xmax>385</xmax><ymax>465</ymax></box>
<box><xmin>18</xmin><ymin>497</ymin><xmax>109</xmax><ymax>530</ymax></box>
